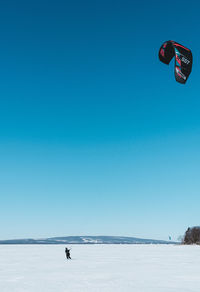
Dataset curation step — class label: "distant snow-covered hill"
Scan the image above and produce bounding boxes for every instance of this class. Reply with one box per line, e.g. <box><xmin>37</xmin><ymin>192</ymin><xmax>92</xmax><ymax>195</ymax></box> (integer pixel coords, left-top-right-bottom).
<box><xmin>0</xmin><ymin>236</ymin><xmax>176</xmax><ymax>244</ymax></box>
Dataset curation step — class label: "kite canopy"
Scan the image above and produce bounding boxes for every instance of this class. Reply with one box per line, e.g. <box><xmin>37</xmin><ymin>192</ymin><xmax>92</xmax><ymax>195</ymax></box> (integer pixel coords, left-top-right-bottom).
<box><xmin>159</xmin><ymin>40</ymin><xmax>192</xmax><ymax>84</ymax></box>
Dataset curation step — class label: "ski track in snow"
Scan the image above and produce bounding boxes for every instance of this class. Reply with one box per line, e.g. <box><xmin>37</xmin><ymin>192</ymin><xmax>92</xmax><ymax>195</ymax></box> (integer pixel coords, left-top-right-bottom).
<box><xmin>0</xmin><ymin>244</ymin><xmax>200</xmax><ymax>292</ymax></box>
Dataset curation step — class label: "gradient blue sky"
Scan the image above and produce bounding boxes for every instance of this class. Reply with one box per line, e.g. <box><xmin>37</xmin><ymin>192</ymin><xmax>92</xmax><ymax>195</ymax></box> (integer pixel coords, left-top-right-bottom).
<box><xmin>1</xmin><ymin>0</ymin><xmax>200</xmax><ymax>240</ymax></box>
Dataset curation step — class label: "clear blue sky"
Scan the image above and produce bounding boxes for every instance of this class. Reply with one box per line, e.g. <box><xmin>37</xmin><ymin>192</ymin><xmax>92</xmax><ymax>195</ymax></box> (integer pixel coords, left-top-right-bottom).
<box><xmin>1</xmin><ymin>0</ymin><xmax>200</xmax><ymax>240</ymax></box>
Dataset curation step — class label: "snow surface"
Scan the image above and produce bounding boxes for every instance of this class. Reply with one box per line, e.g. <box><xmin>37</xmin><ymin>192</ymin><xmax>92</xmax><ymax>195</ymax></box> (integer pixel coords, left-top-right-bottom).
<box><xmin>1</xmin><ymin>244</ymin><xmax>200</xmax><ymax>292</ymax></box>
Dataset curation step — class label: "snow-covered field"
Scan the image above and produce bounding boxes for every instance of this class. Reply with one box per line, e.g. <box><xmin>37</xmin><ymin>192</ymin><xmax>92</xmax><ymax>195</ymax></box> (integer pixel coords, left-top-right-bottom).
<box><xmin>1</xmin><ymin>244</ymin><xmax>200</xmax><ymax>292</ymax></box>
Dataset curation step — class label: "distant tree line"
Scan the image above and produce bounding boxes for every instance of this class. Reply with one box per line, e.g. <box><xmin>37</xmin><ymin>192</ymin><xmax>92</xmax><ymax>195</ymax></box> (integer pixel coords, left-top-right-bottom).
<box><xmin>183</xmin><ymin>226</ymin><xmax>200</xmax><ymax>244</ymax></box>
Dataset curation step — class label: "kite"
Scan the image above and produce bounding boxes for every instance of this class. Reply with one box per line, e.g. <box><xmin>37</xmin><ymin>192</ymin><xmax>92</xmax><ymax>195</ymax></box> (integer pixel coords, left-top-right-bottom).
<box><xmin>159</xmin><ymin>40</ymin><xmax>192</xmax><ymax>84</ymax></box>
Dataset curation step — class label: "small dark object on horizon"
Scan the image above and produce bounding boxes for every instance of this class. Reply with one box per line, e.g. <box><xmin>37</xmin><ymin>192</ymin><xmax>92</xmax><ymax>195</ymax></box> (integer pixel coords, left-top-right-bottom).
<box><xmin>183</xmin><ymin>227</ymin><xmax>200</xmax><ymax>244</ymax></box>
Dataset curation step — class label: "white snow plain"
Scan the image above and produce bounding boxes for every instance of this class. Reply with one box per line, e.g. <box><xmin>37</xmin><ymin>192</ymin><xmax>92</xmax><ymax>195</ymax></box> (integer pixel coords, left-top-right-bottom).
<box><xmin>1</xmin><ymin>244</ymin><xmax>200</xmax><ymax>292</ymax></box>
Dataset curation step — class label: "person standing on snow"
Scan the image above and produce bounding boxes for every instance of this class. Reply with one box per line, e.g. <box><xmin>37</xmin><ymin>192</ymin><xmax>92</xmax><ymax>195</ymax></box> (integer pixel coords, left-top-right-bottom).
<box><xmin>65</xmin><ymin>247</ymin><xmax>71</xmax><ymax>259</ymax></box>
